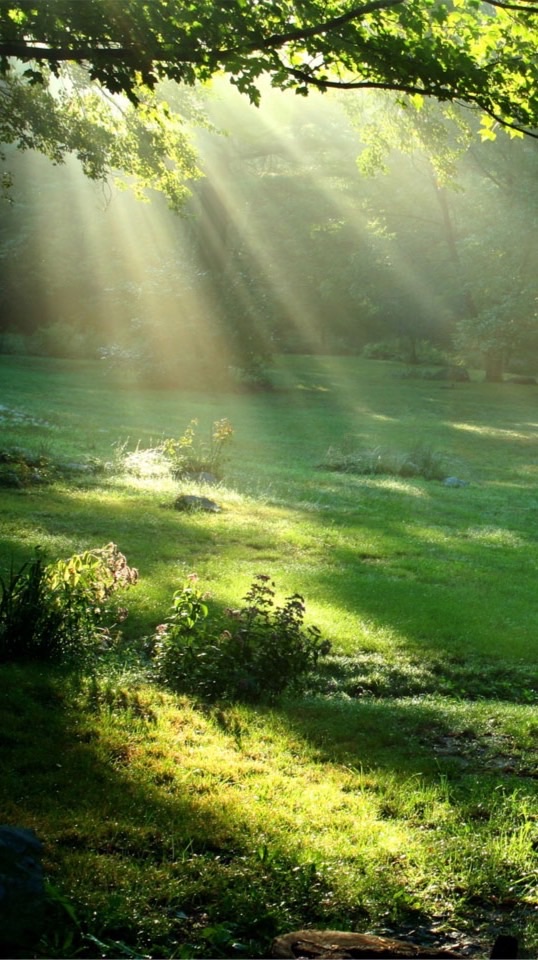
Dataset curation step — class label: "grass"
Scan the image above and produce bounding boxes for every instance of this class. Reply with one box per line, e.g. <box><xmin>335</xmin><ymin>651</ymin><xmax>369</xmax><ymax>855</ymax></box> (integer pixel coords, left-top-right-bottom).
<box><xmin>0</xmin><ymin>353</ymin><xmax>537</xmax><ymax>958</ymax></box>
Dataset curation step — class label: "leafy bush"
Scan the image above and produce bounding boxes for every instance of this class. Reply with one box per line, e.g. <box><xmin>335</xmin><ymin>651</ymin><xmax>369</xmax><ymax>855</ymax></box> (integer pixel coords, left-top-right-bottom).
<box><xmin>162</xmin><ymin>417</ymin><xmax>234</xmax><ymax>480</ymax></box>
<box><xmin>0</xmin><ymin>543</ymin><xmax>138</xmax><ymax>664</ymax></box>
<box><xmin>152</xmin><ymin>573</ymin><xmax>330</xmax><ymax>702</ymax></box>
<box><xmin>363</xmin><ymin>339</ymin><xmax>449</xmax><ymax>365</ymax></box>
<box><xmin>0</xmin><ymin>332</ymin><xmax>29</xmax><ymax>355</ymax></box>
<box><xmin>362</xmin><ymin>339</ymin><xmax>408</xmax><ymax>361</ymax></box>
<box><xmin>320</xmin><ymin>443</ymin><xmax>447</xmax><ymax>480</ymax></box>
<box><xmin>29</xmin><ymin>322</ymin><xmax>101</xmax><ymax>359</ymax></box>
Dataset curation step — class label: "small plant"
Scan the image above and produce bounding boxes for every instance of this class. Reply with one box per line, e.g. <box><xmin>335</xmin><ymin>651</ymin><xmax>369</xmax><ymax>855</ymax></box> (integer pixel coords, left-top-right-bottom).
<box><xmin>0</xmin><ymin>543</ymin><xmax>138</xmax><ymax>664</ymax></box>
<box><xmin>162</xmin><ymin>417</ymin><xmax>234</xmax><ymax>480</ymax></box>
<box><xmin>320</xmin><ymin>443</ymin><xmax>447</xmax><ymax>480</ymax></box>
<box><xmin>152</xmin><ymin>573</ymin><xmax>330</xmax><ymax>702</ymax></box>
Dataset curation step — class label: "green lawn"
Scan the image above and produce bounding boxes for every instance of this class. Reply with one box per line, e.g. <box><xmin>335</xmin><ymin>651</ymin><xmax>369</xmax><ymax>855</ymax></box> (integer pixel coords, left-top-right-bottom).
<box><xmin>0</xmin><ymin>354</ymin><xmax>537</xmax><ymax>958</ymax></box>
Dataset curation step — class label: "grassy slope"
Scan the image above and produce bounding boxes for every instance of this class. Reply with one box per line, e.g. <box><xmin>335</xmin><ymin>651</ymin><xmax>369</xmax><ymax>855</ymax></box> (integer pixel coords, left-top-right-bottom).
<box><xmin>0</xmin><ymin>354</ymin><xmax>537</xmax><ymax>958</ymax></box>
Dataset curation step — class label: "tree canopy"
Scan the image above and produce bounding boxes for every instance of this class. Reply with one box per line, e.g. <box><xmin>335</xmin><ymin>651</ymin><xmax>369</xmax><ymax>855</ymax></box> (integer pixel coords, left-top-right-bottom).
<box><xmin>1</xmin><ymin>0</ymin><xmax>538</xmax><ymax>136</ymax></box>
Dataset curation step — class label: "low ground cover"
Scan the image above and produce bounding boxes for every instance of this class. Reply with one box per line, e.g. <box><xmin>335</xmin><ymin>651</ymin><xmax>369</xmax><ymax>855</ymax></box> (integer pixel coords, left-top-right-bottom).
<box><xmin>0</xmin><ymin>354</ymin><xmax>537</xmax><ymax>957</ymax></box>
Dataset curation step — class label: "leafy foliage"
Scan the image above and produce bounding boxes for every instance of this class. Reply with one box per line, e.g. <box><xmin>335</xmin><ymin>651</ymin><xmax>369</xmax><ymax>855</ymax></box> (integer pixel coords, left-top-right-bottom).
<box><xmin>1</xmin><ymin>66</ymin><xmax>201</xmax><ymax>209</ymax></box>
<box><xmin>152</xmin><ymin>573</ymin><xmax>331</xmax><ymax>702</ymax></box>
<box><xmin>0</xmin><ymin>543</ymin><xmax>138</xmax><ymax>663</ymax></box>
<box><xmin>2</xmin><ymin>0</ymin><xmax>538</xmax><ymax>137</ymax></box>
<box><xmin>162</xmin><ymin>417</ymin><xmax>234</xmax><ymax>480</ymax></box>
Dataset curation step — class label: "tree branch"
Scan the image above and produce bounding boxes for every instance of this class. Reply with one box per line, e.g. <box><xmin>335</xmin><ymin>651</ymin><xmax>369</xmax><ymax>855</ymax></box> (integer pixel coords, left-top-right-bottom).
<box><xmin>0</xmin><ymin>42</ymin><xmax>133</xmax><ymax>64</ymax></box>
<box><xmin>487</xmin><ymin>0</ymin><xmax>538</xmax><ymax>10</ymax></box>
<box><xmin>246</xmin><ymin>0</ymin><xmax>406</xmax><ymax>50</ymax></box>
<box><xmin>0</xmin><ymin>0</ymin><xmax>406</xmax><ymax>69</ymax></box>
<box><xmin>283</xmin><ymin>65</ymin><xmax>458</xmax><ymax>98</ymax></box>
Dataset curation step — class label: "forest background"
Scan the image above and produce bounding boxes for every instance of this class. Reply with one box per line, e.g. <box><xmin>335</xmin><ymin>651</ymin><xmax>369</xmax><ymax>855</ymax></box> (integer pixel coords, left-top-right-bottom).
<box><xmin>2</xmin><ymin>72</ymin><xmax>538</xmax><ymax>385</ymax></box>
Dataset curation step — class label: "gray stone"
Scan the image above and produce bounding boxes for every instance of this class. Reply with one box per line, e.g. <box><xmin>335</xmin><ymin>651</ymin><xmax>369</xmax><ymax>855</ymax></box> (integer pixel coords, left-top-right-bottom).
<box><xmin>0</xmin><ymin>825</ymin><xmax>45</xmax><ymax>948</ymax></box>
<box><xmin>443</xmin><ymin>477</ymin><xmax>469</xmax><ymax>487</ymax></box>
<box><xmin>174</xmin><ymin>494</ymin><xmax>221</xmax><ymax>513</ymax></box>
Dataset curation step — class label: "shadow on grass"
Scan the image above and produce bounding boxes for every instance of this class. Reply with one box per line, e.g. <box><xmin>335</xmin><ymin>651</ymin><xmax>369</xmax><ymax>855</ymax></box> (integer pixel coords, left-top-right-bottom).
<box><xmin>2</xmin><ymin>472</ymin><xmax>538</xmax><ymax>677</ymax></box>
<box><xmin>1</xmin><ymin>659</ymin><xmax>536</xmax><ymax>957</ymax></box>
<box><xmin>0</xmin><ymin>664</ymin><xmax>362</xmax><ymax>957</ymax></box>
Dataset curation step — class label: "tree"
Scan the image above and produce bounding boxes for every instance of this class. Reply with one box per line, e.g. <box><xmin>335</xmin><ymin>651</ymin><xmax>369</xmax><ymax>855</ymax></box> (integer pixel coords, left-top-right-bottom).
<box><xmin>0</xmin><ymin>65</ymin><xmax>202</xmax><ymax>208</ymax></box>
<box><xmin>1</xmin><ymin>0</ymin><xmax>538</xmax><ymax>136</ymax></box>
<box><xmin>454</xmin><ymin>137</ymin><xmax>538</xmax><ymax>380</ymax></box>
<box><xmin>344</xmin><ymin>93</ymin><xmax>538</xmax><ymax>378</ymax></box>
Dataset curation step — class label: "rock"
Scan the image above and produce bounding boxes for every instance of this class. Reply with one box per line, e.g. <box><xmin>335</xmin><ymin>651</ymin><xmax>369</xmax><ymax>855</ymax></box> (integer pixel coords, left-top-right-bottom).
<box><xmin>443</xmin><ymin>477</ymin><xmax>469</xmax><ymax>488</ymax></box>
<box><xmin>174</xmin><ymin>494</ymin><xmax>221</xmax><ymax>513</ymax></box>
<box><xmin>0</xmin><ymin>825</ymin><xmax>45</xmax><ymax>949</ymax></box>
<box><xmin>490</xmin><ymin>935</ymin><xmax>518</xmax><ymax>958</ymax></box>
<box><xmin>271</xmin><ymin>930</ymin><xmax>466</xmax><ymax>958</ymax></box>
<box><xmin>271</xmin><ymin>930</ymin><xmax>516</xmax><ymax>959</ymax></box>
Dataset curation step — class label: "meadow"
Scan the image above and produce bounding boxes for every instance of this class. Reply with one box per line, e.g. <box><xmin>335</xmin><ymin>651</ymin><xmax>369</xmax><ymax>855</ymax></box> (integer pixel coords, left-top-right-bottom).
<box><xmin>0</xmin><ymin>353</ymin><xmax>537</xmax><ymax>958</ymax></box>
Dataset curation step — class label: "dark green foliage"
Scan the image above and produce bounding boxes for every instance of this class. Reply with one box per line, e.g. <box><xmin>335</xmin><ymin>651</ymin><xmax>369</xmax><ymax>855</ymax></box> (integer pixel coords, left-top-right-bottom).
<box><xmin>152</xmin><ymin>574</ymin><xmax>330</xmax><ymax>702</ymax></box>
<box><xmin>0</xmin><ymin>448</ymin><xmax>55</xmax><ymax>488</ymax></box>
<box><xmin>0</xmin><ymin>544</ymin><xmax>138</xmax><ymax>664</ymax></box>
<box><xmin>2</xmin><ymin>0</ymin><xmax>538</xmax><ymax>136</ymax></box>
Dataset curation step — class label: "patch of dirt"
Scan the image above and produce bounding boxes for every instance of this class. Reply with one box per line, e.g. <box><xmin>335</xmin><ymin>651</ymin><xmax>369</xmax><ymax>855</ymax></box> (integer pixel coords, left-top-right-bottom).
<box><xmin>427</xmin><ymin>726</ymin><xmax>537</xmax><ymax>779</ymax></box>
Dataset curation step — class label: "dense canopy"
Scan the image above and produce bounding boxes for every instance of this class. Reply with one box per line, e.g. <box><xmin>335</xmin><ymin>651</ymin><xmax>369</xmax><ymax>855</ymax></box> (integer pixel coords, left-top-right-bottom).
<box><xmin>1</xmin><ymin>0</ymin><xmax>538</xmax><ymax>134</ymax></box>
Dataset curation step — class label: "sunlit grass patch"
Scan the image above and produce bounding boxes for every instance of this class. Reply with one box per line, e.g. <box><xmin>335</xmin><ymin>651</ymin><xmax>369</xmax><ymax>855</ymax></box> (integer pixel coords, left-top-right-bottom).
<box><xmin>13</xmin><ymin>675</ymin><xmax>538</xmax><ymax>949</ymax></box>
<box><xmin>2</xmin><ymin>354</ymin><xmax>538</xmax><ymax>955</ymax></box>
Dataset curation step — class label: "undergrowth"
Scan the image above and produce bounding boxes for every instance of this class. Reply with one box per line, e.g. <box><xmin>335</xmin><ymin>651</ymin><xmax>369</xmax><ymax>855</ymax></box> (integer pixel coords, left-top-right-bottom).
<box><xmin>320</xmin><ymin>442</ymin><xmax>448</xmax><ymax>480</ymax></box>
<box><xmin>0</xmin><ymin>544</ymin><xmax>138</xmax><ymax>664</ymax></box>
<box><xmin>152</xmin><ymin>573</ymin><xmax>331</xmax><ymax>702</ymax></box>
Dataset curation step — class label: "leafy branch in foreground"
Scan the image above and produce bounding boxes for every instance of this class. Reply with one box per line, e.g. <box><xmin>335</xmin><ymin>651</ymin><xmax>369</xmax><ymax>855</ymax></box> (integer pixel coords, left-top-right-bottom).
<box><xmin>2</xmin><ymin>0</ymin><xmax>538</xmax><ymax>136</ymax></box>
<box><xmin>152</xmin><ymin>573</ymin><xmax>331</xmax><ymax>702</ymax></box>
<box><xmin>0</xmin><ymin>543</ymin><xmax>138</xmax><ymax>663</ymax></box>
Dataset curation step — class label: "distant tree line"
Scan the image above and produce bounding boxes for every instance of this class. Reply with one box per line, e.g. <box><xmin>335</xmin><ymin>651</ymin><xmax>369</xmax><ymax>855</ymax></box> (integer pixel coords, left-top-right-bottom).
<box><xmin>2</xmin><ymin>81</ymin><xmax>537</xmax><ymax>384</ymax></box>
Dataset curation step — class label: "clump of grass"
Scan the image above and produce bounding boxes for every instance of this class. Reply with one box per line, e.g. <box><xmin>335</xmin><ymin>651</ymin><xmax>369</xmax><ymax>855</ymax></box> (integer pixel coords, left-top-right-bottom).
<box><xmin>320</xmin><ymin>442</ymin><xmax>448</xmax><ymax>480</ymax></box>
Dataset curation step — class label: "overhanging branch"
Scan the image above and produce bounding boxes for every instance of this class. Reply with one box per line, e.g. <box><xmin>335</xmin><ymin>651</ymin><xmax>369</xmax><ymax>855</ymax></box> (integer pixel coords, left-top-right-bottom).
<box><xmin>248</xmin><ymin>0</ymin><xmax>406</xmax><ymax>50</ymax></box>
<box><xmin>0</xmin><ymin>0</ymin><xmax>406</xmax><ymax>69</ymax></box>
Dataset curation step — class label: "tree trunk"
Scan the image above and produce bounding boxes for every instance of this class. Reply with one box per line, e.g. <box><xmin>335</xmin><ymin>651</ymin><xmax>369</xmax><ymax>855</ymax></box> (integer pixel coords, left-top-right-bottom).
<box><xmin>484</xmin><ymin>350</ymin><xmax>505</xmax><ymax>382</ymax></box>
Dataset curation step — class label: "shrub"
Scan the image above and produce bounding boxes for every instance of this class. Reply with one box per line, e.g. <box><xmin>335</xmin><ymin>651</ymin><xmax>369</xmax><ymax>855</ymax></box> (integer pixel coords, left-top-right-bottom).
<box><xmin>320</xmin><ymin>443</ymin><xmax>447</xmax><ymax>481</ymax></box>
<box><xmin>162</xmin><ymin>417</ymin><xmax>234</xmax><ymax>480</ymax></box>
<box><xmin>362</xmin><ymin>339</ymin><xmax>407</xmax><ymax>361</ymax></box>
<box><xmin>363</xmin><ymin>339</ymin><xmax>449</xmax><ymax>365</ymax></box>
<box><xmin>152</xmin><ymin>573</ymin><xmax>330</xmax><ymax>702</ymax></box>
<box><xmin>0</xmin><ymin>543</ymin><xmax>138</xmax><ymax>664</ymax></box>
<box><xmin>29</xmin><ymin>322</ymin><xmax>101</xmax><ymax>359</ymax></box>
